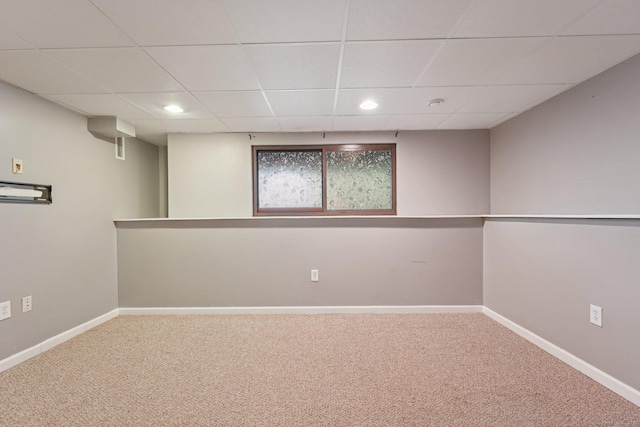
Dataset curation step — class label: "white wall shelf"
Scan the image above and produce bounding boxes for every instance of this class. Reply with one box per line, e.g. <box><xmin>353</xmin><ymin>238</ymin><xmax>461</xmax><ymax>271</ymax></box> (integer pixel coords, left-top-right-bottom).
<box><xmin>114</xmin><ymin>215</ymin><xmax>485</xmax><ymax>222</ymax></box>
<box><xmin>483</xmin><ymin>214</ymin><xmax>640</xmax><ymax>220</ymax></box>
<box><xmin>114</xmin><ymin>214</ymin><xmax>640</xmax><ymax>224</ymax></box>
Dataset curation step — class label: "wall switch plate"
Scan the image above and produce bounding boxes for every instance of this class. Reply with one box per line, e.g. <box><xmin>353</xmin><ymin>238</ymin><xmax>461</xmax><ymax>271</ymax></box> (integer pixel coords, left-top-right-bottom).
<box><xmin>12</xmin><ymin>158</ymin><xmax>23</xmax><ymax>174</ymax></box>
<box><xmin>0</xmin><ymin>301</ymin><xmax>11</xmax><ymax>320</ymax></box>
<box><xmin>590</xmin><ymin>304</ymin><xmax>603</xmax><ymax>327</ymax></box>
<box><xmin>311</xmin><ymin>269</ymin><xmax>319</xmax><ymax>282</ymax></box>
<box><xmin>22</xmin><ymin>296</ymin><xmax>32</xmax><ymax>313</ymax></box>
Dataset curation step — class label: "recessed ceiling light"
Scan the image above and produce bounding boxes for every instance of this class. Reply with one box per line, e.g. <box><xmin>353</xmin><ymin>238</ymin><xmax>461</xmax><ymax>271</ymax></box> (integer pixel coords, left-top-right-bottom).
<box><xmin>427</xmin><ymin>98</ymin><xmax>444</xmax><ymax>107</ymax></box>
<box><xmin>359</xmin><ymin>100</ymin><xmax>378</xmax><ymax>110</ymax></box>
<box><xmin>164</xmin><ymin>105</ymin><xmax>184</xmax><ymax>113</ymax></box>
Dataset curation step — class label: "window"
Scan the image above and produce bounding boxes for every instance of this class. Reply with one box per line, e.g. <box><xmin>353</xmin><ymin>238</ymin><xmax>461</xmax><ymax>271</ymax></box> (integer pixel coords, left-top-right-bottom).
<box><xmin>253</xmin><ymin>144</ymin><xmax>396</xmax><ymax>216</ymax></box>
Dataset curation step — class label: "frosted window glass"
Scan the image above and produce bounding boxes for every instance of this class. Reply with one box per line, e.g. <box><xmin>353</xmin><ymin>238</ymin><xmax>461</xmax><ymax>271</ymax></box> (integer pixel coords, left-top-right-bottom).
<box><xmin>326</xmin><ymin>149</ymin><xmax>392</xmax><ymax>210</ymax></box>
<box><xmin>257</xmin><ymin>151</ymin><xmax>322</xmax><ymax>208</ymax></box>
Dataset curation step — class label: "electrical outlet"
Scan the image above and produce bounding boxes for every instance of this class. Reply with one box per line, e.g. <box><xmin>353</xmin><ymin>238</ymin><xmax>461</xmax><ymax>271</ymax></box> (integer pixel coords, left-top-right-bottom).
<box><xmin>590</xmin><ymin>304</ymin><xmax>603</xmax><ymax>327</ymax></box>
<box><xmin>22</xmin><ymin>296</ymin><xmax>32</xmax><ymax>313</ymax></box>
<box><xmin>0</xmin><ymin>301</ymin><xmax>11</xmax><ymax>320</ymax></box>
<box><xmin>311</xmin><ymin>269</ymin><xmax>319</xmax><ymax>282</ymax></box>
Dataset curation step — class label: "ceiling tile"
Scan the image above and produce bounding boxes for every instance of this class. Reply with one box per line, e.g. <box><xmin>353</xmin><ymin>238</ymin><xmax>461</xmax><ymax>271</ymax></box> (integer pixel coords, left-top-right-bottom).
<box><xmin>194</xmin><ymin>91</ymin><xmax>272</xmax><ymax>118</ymax></box>
<box><xmin>417</xmin><ymin>38</ymin><xmax>545</xmax><ymax>87</ymax></box>
<box><xmin>398</xmin><ymin>86</ymin><xmax>486</xmax><ymax>114</ymax></box>
<box><xmin>91</xmin><ymin>0</ymin><xmax>237</xmax><ymax>46</ymax></box>
<box><xmin>384</xmin><ymin>114</ymin><xmax>448</xmax><ymax>130</ymax></box>
<box><xmin>0</xmin><ymin>0</ymin><xmax>133</xmax><ymax>48</ymax></box>
<box><xmin>459</xmin><ymin>84</ymin><xmax>569</xmax><ymax>113</ymax></box>
<box><xmin>44</xmin><ymin>94</ymin><xmax>154</xmax><ymax>118</ymax></box>
<box><xmin>244</xmin><ymin>43</ymin><xmax>341</xmax><ymax>90</ymax></box>
<box><xmin>120</xmin><ymin>92</ymin><xmax>212</xmax><ymax>119</ymax></box>
<box><xmin>496</xmin><ymin>35</ymin><xmax>640</xmax><ymax>85</ymax></box>
<box><xmin>47</xmin><ymin>48</ymin><xmax>183</xmax><ymax>93</ymax></box>
<box><xmin>222</xmin><ymin>0</ymin><xmax>346</xmax><ymax>43</ymax></box>
<box><xmin>128</xmin><ymin>118</ymin><xmax>166</xmax><ymax>131</ymax></box>
<box><xmin>220</xmin><ymin>117</ymin><xmax>281</xmax><ymax>132</ymax></box>
<box><xmin>0</xmin><ymin>28</ymin><xmax>34</xmax><ymax>50</ymax></box>
<box><xmin>437</xmin><ymin>112</ymin><xmax>511</xmax><ymax>129</ymax></box>
<box><xmin>454</xmin><ymin>0</ymin><xmax>600</xmax><ymax>37</ymax></box>
<box><xmin>278</xmin><ymin>116</ymin><xmax>334</xmax><ymax>132</ymax></box>
<box><xmin>347</xmin><ymin>0</ymin><xmax>473</xmax><ymax>40</ymax></box>
<box><xmin>266</xmin><ymin>90</ymin><xmax>335</xmax><ymax>116</ymax></box>
<box><xmin>333</xmin><ymin>115</ymin><xmax>392</xmax><ymax>131</ymax></box>
<box><xmin>340</xmin><ymin>41</ymin><xmax>444</xmax><ymax>88</ymax></box>
<box><xmin>335</xmin><ymin>88</ymin><xmax>410</xmax><ymax>115</ymax></box>
<box><xmin>163</xmin><ymin>118</ymin><xmax>228</xmax><ymax>133</ymax></box>
<box><xmin>1</xmin><ymin>0</ymin><xmax>637</xmax><ymax>138</ymax></box>
<box><xmin>0</xmin><ymin>51</ymin><xmax>108</xmax><ymax>94</ymax></box>
<box><xmin>563</xmin><ymin>0</ymin><xmax>640</xmax><ymax>36</ymax></box>
<box><xmin>146</xmin><ymin>45</ymin><xmax>260</xmax><ymax>91</ymax></box>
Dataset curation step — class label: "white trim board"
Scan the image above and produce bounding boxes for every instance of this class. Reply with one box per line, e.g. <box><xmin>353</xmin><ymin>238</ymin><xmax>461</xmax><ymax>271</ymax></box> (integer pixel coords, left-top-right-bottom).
<box><xmin>0</xmin><ymin>309</ymin><xmax>119</xmax><ymax>374</ymax></box>
<box><xmin>119</xmin><ymin>305</ymin><xmax>483</xmax><ymax>315</ymax></box>
<box><xmin>114</xmin><ymin>215</ymin><xmax>483</xmax><ymax>223</ymax></box>
<box><xmin>483</xmin><ymin>307</ymin><xmax>640</xmax><ymax>407</ymax></box>
<box><xmin>114</xmin><ymin>214</ymin><xmax>640</xmax><ymax>223</ymax></box>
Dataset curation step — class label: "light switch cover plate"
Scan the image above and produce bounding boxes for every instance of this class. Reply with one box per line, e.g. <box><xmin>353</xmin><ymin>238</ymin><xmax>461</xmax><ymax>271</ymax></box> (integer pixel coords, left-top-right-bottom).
<box><xmin>22</xmin><ymin>296</ymin><xmax>32</xmax><ymax>313</ymax></box>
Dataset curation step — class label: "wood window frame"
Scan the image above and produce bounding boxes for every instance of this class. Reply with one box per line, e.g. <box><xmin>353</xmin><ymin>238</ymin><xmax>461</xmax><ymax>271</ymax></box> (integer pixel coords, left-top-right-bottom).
<box><xmin>252</xmin><ymin>144</ymin><xmax>396</xmax><ymax>216</ymax></box>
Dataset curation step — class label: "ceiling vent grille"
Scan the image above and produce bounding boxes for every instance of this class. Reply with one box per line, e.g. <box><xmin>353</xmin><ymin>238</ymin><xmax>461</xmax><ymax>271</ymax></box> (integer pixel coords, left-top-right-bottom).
<box><xmin>115</xmin><ymin>137</ymin><xmax>125</xmax><ymax>160</ymax></box>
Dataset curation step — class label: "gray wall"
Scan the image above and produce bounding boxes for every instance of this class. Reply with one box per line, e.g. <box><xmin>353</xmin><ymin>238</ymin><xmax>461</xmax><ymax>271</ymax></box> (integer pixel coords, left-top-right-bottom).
<box><xmin>119</xmin><ymin>129</ymin><xmax>489</xmax><ymax>309</ymax></box>
<box><xmin>491</xmin><ymin>54</ymin><xmax>640</xmax><ymax>215</ymax></box>
<box><xmin>117</xmin><ymin>218</ymin><xmax>483</xmax><ymax>308</ymax></box>
<box><xmin>0</xmin><ymin>83</ymin><xmax>159</xmax><ymax>361</ymax></box>
<box><xmin>484</xmin><ymin>219</ymin><xmax>640</xmax><ymax>390</ymax></box>
<box><xmin>486</xmin><ymin>54</ymin><xmax>640</xmax><ymax>390</ymax></box>
<box><xmin>168</xmin><ymin>130</ymin><xmax>489</xmax><ymax>218</ymax></box>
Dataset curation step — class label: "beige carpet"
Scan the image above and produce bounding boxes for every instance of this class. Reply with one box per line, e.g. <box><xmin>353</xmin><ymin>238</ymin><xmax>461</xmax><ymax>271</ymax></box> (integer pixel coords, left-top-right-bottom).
<box><xmin>0</xmin><ymin>313</ymin><xmax>638</xmax><ymax>426</ymax></box>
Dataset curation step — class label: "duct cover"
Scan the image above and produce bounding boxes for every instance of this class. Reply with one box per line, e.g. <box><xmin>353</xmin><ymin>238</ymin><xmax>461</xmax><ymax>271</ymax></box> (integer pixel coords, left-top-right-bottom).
<box><xmin>88</xmin><ymin>117</ymin><xmax>136</xmax><ymax>139</ymax></box>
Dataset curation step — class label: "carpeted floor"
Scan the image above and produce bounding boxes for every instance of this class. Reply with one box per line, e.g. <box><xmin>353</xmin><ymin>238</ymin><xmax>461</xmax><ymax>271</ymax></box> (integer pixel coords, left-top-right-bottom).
<box><xmin>0</xmin><ymin>313</ymin><xmax>638</xmax><ymax>426</ymax></box>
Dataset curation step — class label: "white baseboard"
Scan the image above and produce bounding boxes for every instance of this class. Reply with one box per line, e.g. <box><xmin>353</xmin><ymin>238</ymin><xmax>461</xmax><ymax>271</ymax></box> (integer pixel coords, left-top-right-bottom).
<box><xmin>119</xmin><ymin>305</ymin><xmax>483</xmax><ymax>315</ymax></box>
<box><xmin>483</xmin><ymin>306</ymin><xmax>640</xmax><ymax>407</ymax></box>
<box><xmin>0</xmin><ymin>309</ymin><xmax>119</xmax><ymax>374</ymax></box>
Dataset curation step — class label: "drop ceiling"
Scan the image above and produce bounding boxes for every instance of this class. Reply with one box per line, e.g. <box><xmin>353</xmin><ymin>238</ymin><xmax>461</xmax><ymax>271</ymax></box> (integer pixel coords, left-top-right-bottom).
<box><xmin>1</xmin><ymin>0</ymin><xmax>639</xmax><ymax>145</ymax></box>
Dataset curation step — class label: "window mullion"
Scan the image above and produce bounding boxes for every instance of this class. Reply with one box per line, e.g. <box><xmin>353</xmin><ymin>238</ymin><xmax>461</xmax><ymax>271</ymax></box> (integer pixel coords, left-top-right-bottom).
<box><xmin>322</xmin><ymin>148</ymin><xmax>328</xmax><ymax>213</ymax></box>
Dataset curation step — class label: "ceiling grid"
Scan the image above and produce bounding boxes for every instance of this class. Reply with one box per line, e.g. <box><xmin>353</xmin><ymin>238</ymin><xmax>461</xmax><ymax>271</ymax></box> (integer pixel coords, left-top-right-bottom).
<box><xmin>0</xmin><ymin>0</ymin><xmax>638</xmax><ymax>144</ymax></box>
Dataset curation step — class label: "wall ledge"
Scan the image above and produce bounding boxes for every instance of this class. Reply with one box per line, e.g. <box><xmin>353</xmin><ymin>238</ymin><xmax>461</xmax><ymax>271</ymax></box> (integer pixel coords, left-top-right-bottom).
<box><xmin>115</xmin><ymin>214</ymin><xmax>640</xmax><ymax>224</ymax></box>
<box><xmin>484</xmin><ymin>214</ymin><xmax>640</xmax><ymax>220</ymax></box>
<box><xmin>114</xmin><ymin>216</ymin><xmax>484</xmax><ymax>229</ymax></box>
<box><xmin>115</xmin><ymin>215</ymin><xmax>484</xmax><ymax>223</ymax></box>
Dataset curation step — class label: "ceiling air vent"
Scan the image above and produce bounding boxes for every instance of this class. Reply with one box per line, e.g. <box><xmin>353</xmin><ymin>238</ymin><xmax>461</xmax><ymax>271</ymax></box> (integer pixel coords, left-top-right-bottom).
<box><xmin>87</xmin><ymin>117</ymin><xmax>135</xmax><ymax>160</ymax></box>
<box><xmin>115</xmin><ymin>137</ymin><xmax>125</xmax><ymax>160</ymax></box>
